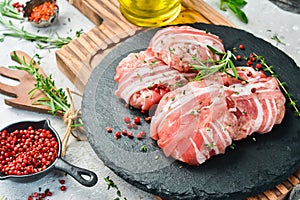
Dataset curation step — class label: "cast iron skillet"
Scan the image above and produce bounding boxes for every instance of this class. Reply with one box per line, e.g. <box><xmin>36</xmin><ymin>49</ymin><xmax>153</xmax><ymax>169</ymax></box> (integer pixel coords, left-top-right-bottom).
<box><xmin>82</xmin><ymin>23</ymin><xmax>300</xmax><ymax>199</ymax></box>
<box><xmin>0</xmin><ymin>119</ymin><xmax>98</xmax><ymax>187</ymax></box>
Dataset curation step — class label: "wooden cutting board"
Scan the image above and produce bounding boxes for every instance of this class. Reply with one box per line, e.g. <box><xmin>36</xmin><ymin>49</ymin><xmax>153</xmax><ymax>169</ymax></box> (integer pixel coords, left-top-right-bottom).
<box><xmin>54</xmin><ymin>0</ymin><xmax>300</xmax><ymax>199</ymax></box>
<box><xmin>55</xmin><ymin>0</ymin><xmax>235</xmax><ymax>93</ymax></box>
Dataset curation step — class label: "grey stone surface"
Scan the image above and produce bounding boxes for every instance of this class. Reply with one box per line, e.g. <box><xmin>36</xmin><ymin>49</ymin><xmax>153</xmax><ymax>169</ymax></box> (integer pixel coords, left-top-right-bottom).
<box><xmin>269</xmin><ymin>0</ymin><xmax>300</xmax><ymax>14</ymax></box>
<box><xmin>290</xmin><ymin>184</ymin><xmax>300</xmax><ymax>200</ymax></box>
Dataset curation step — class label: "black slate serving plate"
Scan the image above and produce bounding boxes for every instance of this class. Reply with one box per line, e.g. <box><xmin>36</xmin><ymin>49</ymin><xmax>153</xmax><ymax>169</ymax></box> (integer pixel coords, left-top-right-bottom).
<box><xmin>82</xmin><ymin>23</ymin><xmax>300</xmax><ymax>200</ymax></box>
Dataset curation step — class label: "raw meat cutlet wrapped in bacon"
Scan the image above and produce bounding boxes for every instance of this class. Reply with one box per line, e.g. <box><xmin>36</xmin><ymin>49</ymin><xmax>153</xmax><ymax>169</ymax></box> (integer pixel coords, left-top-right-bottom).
<box><xmin>150</xmin><ymin>67</ymin><xmax>286</xmax><ymax>165</ymax></box>
<box><xmin>223</xmin><ymin>67</ymin><xmax>286</xmax><ymax>140</ymax></box>
<box><xmin>148</xmin><ymin>26</ymin><xmax>225</xmax><ymax>72</ymax></box>
<box><xmin>150</xmin><ymin>76</ymin><xmax>236</xmax><ymax>165</ymax></box>
<box><xmin>114</xmin><ymin>50</ymin><xmax>154</xmax><ymax>82</ymax></box>
<box><xmin>115</xmin><ymin>51</ymin><xmax>194</xmax><ymax>111</ymax></box>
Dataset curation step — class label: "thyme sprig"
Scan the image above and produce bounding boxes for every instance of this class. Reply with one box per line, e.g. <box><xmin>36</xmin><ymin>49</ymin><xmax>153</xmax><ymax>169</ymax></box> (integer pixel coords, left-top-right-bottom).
<box><xmin>0</xmin><ymin>13</ymin><xmax>83</xmax><ymax>48</ymax></box>
<box><xmin>253</xmin><ymin>53</ymin><xmax>300</xmax><ymax>117</ymax></box>
<box><xmin>0</xmin><ymin>0</ymin><xmax>23</xmax><ymax>19</ymax></box>
<box><xmin>189</xmin><ymin>46</ymin><xmax>243</xmax><ymax>81</ymax></box>
<box><xmin>104</xmin><ymin>176</ymin><xmax>127</xmax><ymax>200</ymax></box>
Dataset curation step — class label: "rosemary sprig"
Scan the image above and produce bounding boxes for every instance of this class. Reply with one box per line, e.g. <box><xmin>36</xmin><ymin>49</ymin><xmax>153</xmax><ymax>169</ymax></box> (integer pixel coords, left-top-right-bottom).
<box><xmin>0</xmin><ymin>12</ymin><xmax>83</xmax><ymax>48</ymax></box>
<box><xmin>9</xmin><ymin>51</ymin><xmax>70</xmax><ymax>115</ymax></box>
<box><xmin>189</xmin><ymin>46</ymin><xmax>242</xmax><ymax>81</ymax></box>
<box><xmin>253</xmin><ymin>53</ymin><xmax>300</xmax><ymax>117</ymax></box>
<box><xmin>0</xmin><ymin>0</ymin><xmax>23</xmax><ymax>19</ymax></box>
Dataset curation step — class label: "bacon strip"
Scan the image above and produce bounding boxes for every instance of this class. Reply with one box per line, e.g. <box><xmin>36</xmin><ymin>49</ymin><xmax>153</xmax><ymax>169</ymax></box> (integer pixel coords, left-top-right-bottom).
<box><xmin>148</xmin><ymin>26</ymin><xmax>225</xmax><ymax>72</ymax></box>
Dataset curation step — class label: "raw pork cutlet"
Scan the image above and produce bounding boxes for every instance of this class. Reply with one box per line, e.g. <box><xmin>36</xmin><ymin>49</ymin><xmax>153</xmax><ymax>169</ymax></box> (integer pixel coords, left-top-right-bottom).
<box><xmin>114</xmin><ymin>50</ymin><xmax>155</xmax><ymax>82</ymax></box>
<box><xmin>148</xmin><ymin>25</ymin><xmax>225</xmax><ymax>72</ymax></box>
<box><xmin>115</xmin><ymin>51</ymin><xmax>194</xmax><ymax>111</ymax></box>
<box><xmin>223</xmin><ymin>67</ymin><xmax>286</xmax><ymax>140</ymax></box>
<box><xmin>150</xmin><ymin>67</ymin><xmax>286</xmax><ymax>165</ymax></box>
<box><xmin>150</xmin><ymin>76</ymin><xmax>236</xmax><ymax>165</ymax></box>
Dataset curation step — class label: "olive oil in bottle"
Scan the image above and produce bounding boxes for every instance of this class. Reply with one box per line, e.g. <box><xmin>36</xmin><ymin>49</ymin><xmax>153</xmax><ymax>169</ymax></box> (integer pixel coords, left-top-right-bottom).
<box><xmin>118</xmin><ymin>0</ymin><xmax>181</xmax><ymax>27</ymax></box>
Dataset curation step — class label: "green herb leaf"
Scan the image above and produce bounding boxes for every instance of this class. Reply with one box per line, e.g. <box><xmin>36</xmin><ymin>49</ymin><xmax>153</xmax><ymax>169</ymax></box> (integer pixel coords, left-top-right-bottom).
<box><xmin>190</xmin><ymin>47</ymin><xmax>245</xmax><ymax>82</ymax></box>
<box><xmin>219</xmin><ymin>0</ymin><xmax>248</xmax><ymax>23</ymax></box>
<box><xmin>0</xmin><ymin>13</ymin><xmax>83</xmax><ymax>48</ymax></box>
<box><xmin>227</xmin><ymin>2</ymin><xmax>248</xmax><ymax>23</ymax></box>
<box><xmin>0</xmin><ymin>0</ymin><xmax>23</xmax><ymax>19</ymax></box>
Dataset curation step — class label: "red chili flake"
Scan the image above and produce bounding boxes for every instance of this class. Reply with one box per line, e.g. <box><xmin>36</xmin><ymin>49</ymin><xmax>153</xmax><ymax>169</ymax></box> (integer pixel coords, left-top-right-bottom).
<box><xmin>239</xmin><ymin>44</ymin><xmax>245</xmax><ymax>50</ymax></box>
<box><xmin>60</xmin><ymin>185</ymin><xmax>67</xmax><ymax>191</ymax></box>
<box><xmin>224</xmin><ymin>82</ymin><xmax>230</xmax><ymax>87</ymax></box>
<box><xmin>127</xmin><ymin>132</ymin><xmax>134</xmax><ymax>139</ymax></box>
<box><xmin>123</xmin><ymin>116</ymin><xmax>131</xmax><ymax>123</ymax></box>
<box><xmin>106</xmin><ymin>127</ymin><xmax>112</xmax><ymax>133</ymax></box>
<box><xmin>115</xmin><ymin>131</ymin><xmax>121</xmax><ymax>138</ymax></box>
<box><xmin>59</xmin><ymin>179</ymin><xmax>66</xmax><ymax>184</ymax></box>
<box><xmin>136</xmin><ymin>131</ymin><xmax>146</xmax><ymax>139</ymax></box>
<box><xmin>256</xmin><ymin>63</ymin><xmax>262</xmax><ymax>69</ymax></box>
<box><xmin>235</xmin><ymin>55</ymin><xmax>242</xmax><ymax>61</ymax></box>
<box><xmin>251</xmin><ymin>88</ymin><xmax>257</xmax><ymax>93</ymax></box>
<box><xmin>122</xmin><ymin>129</ymin><xmax>127</xmax><ymax>136</ymax></box>
<box><xmin>134</xmin><ymin>116</ymin><xmax>141</xmax><ymax>124</ymax></box>
<box><xmin>27</xmin><ymin>196</ymin><xmax>33</xmax><ymax>200</ymax></box>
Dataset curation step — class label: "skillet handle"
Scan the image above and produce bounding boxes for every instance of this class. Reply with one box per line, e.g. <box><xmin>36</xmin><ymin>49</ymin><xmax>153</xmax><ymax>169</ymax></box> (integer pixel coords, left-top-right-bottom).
<box><xmin>54</xmin><ymin>158</ymin><xmax>98</xmax><ymax>187</ymax></box>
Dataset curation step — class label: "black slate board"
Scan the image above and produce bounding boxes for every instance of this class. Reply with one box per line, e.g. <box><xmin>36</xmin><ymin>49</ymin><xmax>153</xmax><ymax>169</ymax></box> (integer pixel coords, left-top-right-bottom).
<box><xmin>82</xmin><ymin>23</ymin><xmax>300</xmax><ymax>200</ymax></box>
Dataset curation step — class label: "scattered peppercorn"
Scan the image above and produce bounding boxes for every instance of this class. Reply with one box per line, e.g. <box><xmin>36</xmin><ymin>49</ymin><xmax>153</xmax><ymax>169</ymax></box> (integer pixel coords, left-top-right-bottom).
<box><xmin>60</xmin><ymin>185</ymin><xmax>67</xmax><ymax>191</ymax></box>
<box><xmin>127</xmin><ymin>132</ymin><xmax>134</xmax><ymax>139</ymax></box>
<box><xmin>123</xmin><ymin>116</ymin><xmax>131</xmax><ymax>123</ymax></box>
<box><xmin>127</xmin><ymin>123</ymin><xmax>132</xmax><ymax>129</ymax></box>
<box><xmin>122</xmin><ymin>129</ymin><xmax>127</xmax><ymax>136</ymax></box>
<box><xmin>136</xmin><ymin>131</ymin><xmax>146</xmax><ymax>139</ymax></box>
<box><xmin>115</xmin><ymin>131</ymin><xmax>121</xmax><ymax>138</ymax></box>
<box><xmin>133</xmin><ymin>116</ymin><xmax>141</xmax><ymax>124</ymax></box>
<box><xmin>144</xmin><ymin>116</ymin><xmax>152</xmax><ymax>123</ymax></box>
<box><xmin>239</xmin><ymin>44</ymin><xmax>245</xmax><ymax>50</ymax></box>
<box><xmin>131</xmin><ymin>123</ymin><xmax>138</xmax><ymax>129</ymax></box>
<box><xmin>256</xmin><ymin>63</ymin><xmax>262</xmax><ymax>69</ymax></box>
<box><xmin>235</xmin><ymin>55</ymin><xmax>242</xmax><ymax>61</ymax></box>
<box><xmin>246</xmin><ymin>60</ymin><xmax>253</xmax><ymax>66</ymax></box>
<box><xmin>106</xmin><ymin>127</ymin><xmax>112</xmax><ymax>133</ymax></box>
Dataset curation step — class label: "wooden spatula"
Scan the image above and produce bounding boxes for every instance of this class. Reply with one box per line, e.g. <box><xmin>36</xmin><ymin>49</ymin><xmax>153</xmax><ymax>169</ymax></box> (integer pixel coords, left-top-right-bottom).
<box><xmin>0</xmin><ymin>50</ymin><xmax>52</xmax><ymax>114</ymax></box>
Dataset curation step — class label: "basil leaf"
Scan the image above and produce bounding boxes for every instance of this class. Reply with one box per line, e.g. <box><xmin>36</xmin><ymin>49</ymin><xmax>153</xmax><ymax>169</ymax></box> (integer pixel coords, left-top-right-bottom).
<box><xmin>228</xmin><ymin>0</ymin><xmax>247</xmax><ymax>7</ymax></box>
<box><xmin>227</xmin><ymin>2</ymin><xmax>248</xmax><ymax>23</ymax></box>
